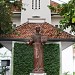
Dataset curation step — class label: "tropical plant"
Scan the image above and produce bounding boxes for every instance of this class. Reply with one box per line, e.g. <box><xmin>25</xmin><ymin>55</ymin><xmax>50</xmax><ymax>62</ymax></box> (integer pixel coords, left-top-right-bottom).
<box><xmin>0</xmin><ymin>0</ymin><xmax>22</xmax><ymax>34</ymax></box>
<box><xmin>48</xmin><ymin>0</ymin><xmax>75</xmax><ymax>32</ymax></box>
<box><xmin>73</xmin><ymin>72</ymin><xmax>75</xmax><ymax>75</ymax></box>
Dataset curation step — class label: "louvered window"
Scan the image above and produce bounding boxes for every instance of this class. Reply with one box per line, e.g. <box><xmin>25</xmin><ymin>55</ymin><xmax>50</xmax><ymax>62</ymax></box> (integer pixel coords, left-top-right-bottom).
<box><xmin>32</xmin><ymin>0</ymin><xmax>40</xmax><ymax>9</ymax></box>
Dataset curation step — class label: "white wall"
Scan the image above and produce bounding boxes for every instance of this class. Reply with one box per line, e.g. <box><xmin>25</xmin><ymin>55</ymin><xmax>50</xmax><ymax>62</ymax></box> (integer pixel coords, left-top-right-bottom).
<box><xmin>73</xmin><ymin>57</ymin><xmax>75</xmax><ymax>72</ymax></box>
<box><xmin>0</xmin><ymin>47</ymin><xmax>11</xmax><ymax>75</ymax></box>
<box><xmin>51</xmin><ymin>16</ymin><xmax>74</xmax><ymax>75</ymax></box>
<box><xmin>12</xmin><ymin>17</ymin><xmax>21</xmax><ymax>26</ymax></box>
<box><xmin>62</xmin><ymin>46</ymin><xmax>73</xmax><ymax>75</ymax></box>
<box><xmin>21</xmin><ymin>0</ymin><xmax>51</xmax><ymax>24</ymax></box>
<box><xmin>51</xmin><ymin>17</ymin><xmax>71</xmax><ymax>33</ymax></box>
<box><xmin>51</xmin><ymin>17</ymin><xmax>62</xmax><ymax>26</ymax></box>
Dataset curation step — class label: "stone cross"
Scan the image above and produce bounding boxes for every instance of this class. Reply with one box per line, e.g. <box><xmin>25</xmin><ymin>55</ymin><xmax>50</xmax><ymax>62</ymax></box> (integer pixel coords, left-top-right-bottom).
<box><xmin>28</xmin><ymin>27</ymin><xmax>47</xmax><ymax>73</ymax></box>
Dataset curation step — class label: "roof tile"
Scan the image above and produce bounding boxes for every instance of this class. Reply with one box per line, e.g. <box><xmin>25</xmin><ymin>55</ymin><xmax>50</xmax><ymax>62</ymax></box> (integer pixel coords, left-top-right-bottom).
<box><xmin>0</xmin><ymin>22</ymin><xmax>75</xmax><ymax>40</ymax></box>
<box><xmin>50</xmin><ymin>1</ymin><xmax>58</xmax><ymax>7</ymax></box>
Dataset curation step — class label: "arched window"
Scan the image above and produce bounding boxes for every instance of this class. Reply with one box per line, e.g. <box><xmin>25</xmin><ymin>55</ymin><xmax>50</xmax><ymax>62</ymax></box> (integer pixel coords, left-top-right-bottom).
<box><xmin>32</xmin><ymin>0</ymin><xmax>40</xmax><ymax>9</ymax></box>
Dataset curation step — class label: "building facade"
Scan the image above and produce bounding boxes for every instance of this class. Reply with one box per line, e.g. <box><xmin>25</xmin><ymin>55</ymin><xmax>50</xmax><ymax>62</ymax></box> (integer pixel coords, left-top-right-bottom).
<box><xmin>11</xmin><ymin>0</ymin><xmax>74</xmax><ymax>75</ymax></box>
<box><xmin>0</xmin><ymin>0</ymin><xmax>75</xmax><ymax>75</ymax></box>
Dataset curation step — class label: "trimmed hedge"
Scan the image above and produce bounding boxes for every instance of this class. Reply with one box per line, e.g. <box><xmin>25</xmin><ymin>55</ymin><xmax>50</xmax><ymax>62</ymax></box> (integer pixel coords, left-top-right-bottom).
<box><xmin>44</xmin><ymin>44</ymin><xmax>60</xmax><ymax>75</ymax></box>
<box><xmin>13</xmin><ymin>43</ymin><xmax>60</xmax><ymax>75</ymax></box>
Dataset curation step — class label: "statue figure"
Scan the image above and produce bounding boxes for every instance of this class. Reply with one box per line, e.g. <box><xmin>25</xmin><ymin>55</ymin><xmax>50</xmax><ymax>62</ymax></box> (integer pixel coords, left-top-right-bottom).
<box><xmin>28</xmin><ymin>27</ymin><xmax>47</xmax><ymax>73</ymax></box>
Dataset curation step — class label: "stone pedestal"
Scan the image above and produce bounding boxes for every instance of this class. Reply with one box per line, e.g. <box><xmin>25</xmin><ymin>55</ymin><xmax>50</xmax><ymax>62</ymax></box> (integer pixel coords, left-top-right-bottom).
<box><xmin>30</xmin><ymin>73</ymin><xmax>46</xmax><ymax>75</ymax></box>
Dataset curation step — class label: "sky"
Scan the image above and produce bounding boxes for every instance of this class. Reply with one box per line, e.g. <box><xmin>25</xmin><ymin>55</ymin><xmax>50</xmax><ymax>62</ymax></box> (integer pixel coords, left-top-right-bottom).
<box><xmin>52</xmin><ymin>0</ymin><xmax>70</xmax><ymax>4</ymax></box>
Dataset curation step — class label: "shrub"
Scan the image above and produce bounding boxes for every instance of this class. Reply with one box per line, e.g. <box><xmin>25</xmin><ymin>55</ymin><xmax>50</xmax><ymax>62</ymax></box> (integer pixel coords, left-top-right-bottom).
<box><xmin>13</xmin><ymin>43</ymin><xmax>60</xmax><ymax>75</ymax></box>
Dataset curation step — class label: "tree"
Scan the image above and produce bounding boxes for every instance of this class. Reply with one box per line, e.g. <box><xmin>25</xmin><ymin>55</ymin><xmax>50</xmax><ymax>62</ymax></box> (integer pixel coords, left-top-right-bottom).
<box><xmin>48</xmin><ymin>0</ymin><xmax>75</xmax><ymax>32</ymax></box>
<box><xmin>0</xmin><ymin>0</ymin><xmax>22</xmax><ymax>34</ymax></box>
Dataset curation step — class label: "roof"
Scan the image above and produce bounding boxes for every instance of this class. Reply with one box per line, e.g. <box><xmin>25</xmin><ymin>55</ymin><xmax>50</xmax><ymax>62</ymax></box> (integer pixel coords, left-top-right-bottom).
<box><xmin>0</xmin><ymin>22</ymin><xmax>75</xmax><ymax>42</ymax></box>
<box><xmin>50</xmin><ymin>1</ymin><xmax>61</xmax><ymax>14</ymax></box>
<box><xmin>11</xmin><ymin>6</ymin><xmax>21</xmax><ymax>12</ymax></box>
<box><xmin>11</xmin><ymin>0</ymin><xmax>22</xmax><ymax>12</ymax></box>
<box><xmin>50</xmin><ymin>1</ymin><xmax>59</xmax><ymax>7</ymax></box>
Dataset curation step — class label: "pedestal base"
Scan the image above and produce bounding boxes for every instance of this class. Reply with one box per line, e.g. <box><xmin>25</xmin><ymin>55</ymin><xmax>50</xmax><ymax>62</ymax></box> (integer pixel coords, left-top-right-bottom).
<box><xmin>30</xmin><ymin>73</ymin><xmax>46</xmax><ymax>75</ymax></box>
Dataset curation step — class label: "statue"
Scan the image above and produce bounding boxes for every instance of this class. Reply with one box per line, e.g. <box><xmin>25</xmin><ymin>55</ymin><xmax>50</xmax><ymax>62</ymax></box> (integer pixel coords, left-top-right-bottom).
<box><xmin>28</xmin><ymin>27</ymin><xmax>47</xmax><ymax>73</ymax></box>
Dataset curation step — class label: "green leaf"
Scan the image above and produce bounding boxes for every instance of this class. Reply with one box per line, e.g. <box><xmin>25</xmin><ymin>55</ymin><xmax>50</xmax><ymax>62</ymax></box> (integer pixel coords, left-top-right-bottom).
<box><xmin>13</xmin><ymin>43</ymin><xmax>60</xmax><ymax>75</ymax></box>
<box><xmin>72</xmin><ymin>17</ymin><xmax>75</xmax><ymax>23</ymax></box>
<box><xmin>49</xmin><ymin>0</ymin><xmax>75</xmax><ymax>32</ymax></box>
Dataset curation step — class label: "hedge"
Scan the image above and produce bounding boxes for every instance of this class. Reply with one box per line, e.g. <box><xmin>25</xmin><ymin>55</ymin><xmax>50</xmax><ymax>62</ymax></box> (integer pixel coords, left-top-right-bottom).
<box><xmin>13</xmin><ymin>43</ymin><xmax>60</xmax><ymax>75</ymax></box>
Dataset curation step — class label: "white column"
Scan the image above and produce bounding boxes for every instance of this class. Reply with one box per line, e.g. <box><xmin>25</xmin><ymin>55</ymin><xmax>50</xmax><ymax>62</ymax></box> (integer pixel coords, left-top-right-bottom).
<box><xmin>11</xmin><ymin>41</ymin><xmax>15</xmax><ymax>75</ymax></box>
<box><xmin>59</xmin><ymin>42</ymin><xmax>62</xmax><ymax>75</ymax></box>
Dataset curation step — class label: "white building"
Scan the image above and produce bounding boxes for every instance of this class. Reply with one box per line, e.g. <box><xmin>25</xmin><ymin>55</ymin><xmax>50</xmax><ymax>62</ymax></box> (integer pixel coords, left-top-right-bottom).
<box><xmin>0</xmin><ymin>47</ymin><xmax>11</xmax><ymax>75</ymax></box>
<box><xmin>0</xmin><ymin>0</ymin><xmax>75</xmax><ymax>75</ymax></box>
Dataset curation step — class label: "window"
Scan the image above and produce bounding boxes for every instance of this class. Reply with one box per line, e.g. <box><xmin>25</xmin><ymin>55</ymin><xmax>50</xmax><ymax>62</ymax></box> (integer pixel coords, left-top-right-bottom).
<box><xmin>55</xmin><ymin>25</ymin><xmax>58</xmax><ymax>28</ymax></box>
<box><xmin>39</xmin><ymin>0</ymin><xmax>40</xmax><ymax>9</ymax></box>
<box><xmin>55</xmin><ymin>25</ymin><xmax>63</xmax><ymax>29</ymax></box>
<box><xmin>59</xmin><ymin>25</ymin><xmax>62</xmax><ymax>28</ymax></box>
<box><xmin>59</xmin><ymin>25</ymin><xmax>63</xmax><ymax>30</ymax></box>
<box><xmin>32</xmin><ymin>0</ymin><xmax>34</xmax><ymax>9</ymax></box>
<box><xmin>12</xmin><ymin>24</ymin><xmax>16</xmax><ymax>30</ymax></box>
<box><xmin>32</xmin><ymin>0</ymin><xmax>40</xmax><ymax>9</ymax></box>
<box><xmin>35</xmin><ymin>0</ymin><xmax>37</xmax><ymax>9</ymax></box>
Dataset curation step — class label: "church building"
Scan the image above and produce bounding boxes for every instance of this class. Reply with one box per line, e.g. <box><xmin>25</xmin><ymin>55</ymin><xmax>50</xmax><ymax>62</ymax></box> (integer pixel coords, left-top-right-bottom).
<box><xmin>0</xmin><ymin>0</ymin><xmax>75</xmax><ymax>75</ymax></box>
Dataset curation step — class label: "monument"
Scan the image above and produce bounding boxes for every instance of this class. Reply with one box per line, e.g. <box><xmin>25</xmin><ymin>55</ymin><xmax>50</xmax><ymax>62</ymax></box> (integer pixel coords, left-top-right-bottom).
<box><xmin>28</xmin><ymin>27</ymin><xmax>47</xmax><ymax>75</ymax></box>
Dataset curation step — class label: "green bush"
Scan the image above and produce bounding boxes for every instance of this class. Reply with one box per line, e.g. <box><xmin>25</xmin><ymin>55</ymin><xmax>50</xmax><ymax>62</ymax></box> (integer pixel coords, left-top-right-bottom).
<box><xmin>43</xmin><ymin>44</ymin><xmax>60</xmax><ymax>75</ymax></box>
<box><xmin>13</xmin><ymin>43</ymin><xmax>34</xmax><ymax>75</ymax></box>
<box><xmin>73</xmin><ymin>72</ymin><xmax>75</xmax><ymax>75</ymax></box>
<box><xmin>13</xmin><ymin>43</ymin><xmax>60</xmax><ymax>75</ymax></box>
